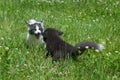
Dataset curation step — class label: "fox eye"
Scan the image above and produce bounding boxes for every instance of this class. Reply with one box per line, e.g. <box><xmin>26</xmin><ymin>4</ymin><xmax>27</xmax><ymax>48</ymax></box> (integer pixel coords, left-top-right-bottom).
<box><xmin>38</xmin><ymin>23</ymin><xmax>41</xmax><ymax>26</ymax></box>
<box><xmin>33</xmin><ymin>29</ymin><xmax>36</xmax><ymax>31</ymax></box>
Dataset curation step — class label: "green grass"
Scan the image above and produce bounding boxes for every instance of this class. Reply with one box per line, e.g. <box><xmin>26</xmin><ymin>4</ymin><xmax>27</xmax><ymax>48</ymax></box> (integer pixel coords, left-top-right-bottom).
<box><xmin>0</xmin><ymin>0</ymin><xmax>120</xmax><ymax>80</ymax></box>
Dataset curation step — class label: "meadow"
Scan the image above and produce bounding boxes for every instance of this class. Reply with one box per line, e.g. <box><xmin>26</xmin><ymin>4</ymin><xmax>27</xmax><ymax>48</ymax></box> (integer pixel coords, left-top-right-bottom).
<box><xmin>0</xmin><ymin>0</ymin><xmax>120</xmax><ymax>80</ymax></box>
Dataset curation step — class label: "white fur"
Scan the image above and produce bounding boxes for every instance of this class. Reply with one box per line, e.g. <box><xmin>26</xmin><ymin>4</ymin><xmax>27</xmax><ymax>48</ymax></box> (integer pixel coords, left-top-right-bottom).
<box><xmin>98</xmin><ymin>44</ymin><xmax>105</xmax><ymax>51</ymax></box>
<box><xmin>40</xmin><ymin>20</ymin><xmax>44</xmax><ymax>29</ymax></box>
<box><xmin>28</xmin><ymin>19</ymin><xmax>37</xmax><ymax>25</ymax></box>
<box><xmin>95</xmin><ymin>49</ymin><xmax>99</xmax><ymax>52</ymax></box>
<box><xmin>26</xmin><ymin>33</ymin><xmax>44</xmax><ymax>47</ymax></box>
<box><xmin>85</xmin><ymin>46</ymin><xmax>89</xmax><ymax>49</ymax></box>
<box><xmin>35</xmin><ymin>25</ymin><xmax>41</xmax><ymax>34</ymax></box>
<box><xmin>26</xmin><ymin>19</ymin><xmax>45</xmax><ymax>47</ymax></box>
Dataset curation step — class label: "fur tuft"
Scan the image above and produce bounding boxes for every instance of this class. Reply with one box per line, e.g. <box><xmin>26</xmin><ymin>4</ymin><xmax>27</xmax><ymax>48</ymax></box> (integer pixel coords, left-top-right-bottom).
<box><xmin>98</xmin><ymin>44</ymin><xmax>105</xmax><ymax>51</ymax></box>
<box><xmin>28</xmin><ymin>19</ymin><xmax>37</xmax><ymax>25</ymax></box>
<box><xmin>75</xmin><ymin>41</ymin><xmax>105</xmax><ymax>53</ymax></box>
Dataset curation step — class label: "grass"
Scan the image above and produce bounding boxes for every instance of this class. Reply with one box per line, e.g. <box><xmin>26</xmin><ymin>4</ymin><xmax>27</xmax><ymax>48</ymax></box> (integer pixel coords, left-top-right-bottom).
<box><xmin>0</xmin><ymin>0</ymin><xmax>120</xmax><ymax>80</ymax></box>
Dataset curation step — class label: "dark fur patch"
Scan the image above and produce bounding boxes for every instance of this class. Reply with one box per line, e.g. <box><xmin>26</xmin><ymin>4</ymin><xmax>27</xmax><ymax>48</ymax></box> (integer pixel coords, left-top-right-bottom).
<box><xmin>28</xmin><ymin>23</ymin><xmax>44</xmax><ymax>35</ymax></box>
<box><xmin>42</xmin><ymin>28</ymin><xmax>102</xmax><ymax>61</ymax></box>
<box><xmin>42</xmin><ymin>28</ymin><xmax>78</xmax><ymax>61</ymax></box>
<box><xmin>75</xmin><ymin>41</ymin><xmax>99</xmax><ymax>55</ymax></box>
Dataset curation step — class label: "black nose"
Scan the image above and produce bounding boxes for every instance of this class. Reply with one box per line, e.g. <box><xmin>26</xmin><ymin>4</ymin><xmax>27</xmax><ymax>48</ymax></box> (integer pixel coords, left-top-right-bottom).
<box><xmin>37</xmin><ymin>33</ymin><xmax>40</xmax><ymax>35</ymax></box>
<box><xmin>35</xmin><ymin>32</ymin><xmax>41</xmax><ymax>35</ymax></box>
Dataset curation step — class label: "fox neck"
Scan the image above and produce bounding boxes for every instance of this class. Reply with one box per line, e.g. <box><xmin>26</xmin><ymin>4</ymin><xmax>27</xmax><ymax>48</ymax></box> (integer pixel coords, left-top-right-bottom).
<box><xmin>26</xmin><ymin>33</ymin><xmax>44</xmax><ymax>46</ymax></box>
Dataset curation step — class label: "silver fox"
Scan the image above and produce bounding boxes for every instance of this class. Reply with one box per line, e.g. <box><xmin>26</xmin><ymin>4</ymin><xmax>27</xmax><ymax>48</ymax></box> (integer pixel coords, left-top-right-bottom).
<box><xmin>26</xmin><ymin>19</ymin><xmax>45</xmax><ymax>47</ymax></box>
<box><xmin>42</xmin><ymin>28</ymin><xmax>104</xmax><ymax>61</ymax></box>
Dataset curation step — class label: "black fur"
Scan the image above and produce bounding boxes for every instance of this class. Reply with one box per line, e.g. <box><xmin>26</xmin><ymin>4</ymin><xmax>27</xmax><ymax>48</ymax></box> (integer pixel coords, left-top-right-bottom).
<box><xmin>27</xmin><ymin>23</ymin><xmax>44</xmax><ymax>35</ymax></box>
<box><xmin>75</xmin><ymin>41</ymin><xmax>100</xmax><ymax>55</ymax></box>
<box><xmin>42</xmin><ymin>28</ymin><xmax>77</xmax><ymax>61</ymax></box>
<box><xmin>42</xmin><ymin>28</ymin><xmax>103</xmax><ymax>61</ymax></box>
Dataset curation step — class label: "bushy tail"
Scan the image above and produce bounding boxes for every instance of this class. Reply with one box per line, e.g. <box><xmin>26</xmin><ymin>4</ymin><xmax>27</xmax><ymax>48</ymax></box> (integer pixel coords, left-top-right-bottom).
<box><xmin>97</xmin><ymin>44</ymin><xmax>104</xmax><ymax>51</ymax></box>
<box><xmin>75</xmin><ymin>41</ymin><xmax>105</xmax><ymax>54</ymax></box>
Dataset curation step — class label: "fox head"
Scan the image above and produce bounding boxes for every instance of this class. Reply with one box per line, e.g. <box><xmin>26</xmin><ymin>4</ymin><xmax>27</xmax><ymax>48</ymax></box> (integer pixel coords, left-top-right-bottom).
<box><xmin>42</xmin><ymin>28</ymin><xmax>63</xmax><ymax>42</ymax></box>
<box><xmin>26</xmin><ymin>19</ymin><xmax>44</xmax><ymax>39</ymax></box>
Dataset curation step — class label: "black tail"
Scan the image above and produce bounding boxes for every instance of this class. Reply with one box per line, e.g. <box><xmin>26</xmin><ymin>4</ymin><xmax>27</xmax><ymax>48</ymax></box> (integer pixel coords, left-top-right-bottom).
<box><xmin>75</xmin><ymin>41</ymin><xmax>104</xmax><ymax>55</ymax></box>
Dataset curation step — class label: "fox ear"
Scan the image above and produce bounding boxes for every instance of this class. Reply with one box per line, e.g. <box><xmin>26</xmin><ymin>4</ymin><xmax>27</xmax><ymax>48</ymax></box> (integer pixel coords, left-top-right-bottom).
<box><xmin>57</xmin><ymin>30</ymin><xmax>63</xmax><ymax>35</ymax></box>
<box><xmin>25</xmin><ymin>21</ymin><xmax>30</xmax><ymax>27</ymax></box>
<box><xmin>25</xmin><ymin>20</ymin><xmax>31</xmax><ymax>25</ymax></box>
<box><xmin>40</xmin><ymin>19</ymin><xmax>44</xmax><ymax>26</ymax></box>
<box><xmin>59</xmin><ymin>31</ymin><xmax>63</xmax><ymax>35</ymax></box>
<box><xmin>25</xmin><ymin>20</ymin><xmax>30</xmax><ymax>27</ymax></box>
<box><xmin>25</xmin><ymin>20</ymin><xmax>28</xmax><ymax>24</ymax></box>
<box><xmin>42</xmin><ymin>31</ymin><xmax>47</xmax><ymax>38</ymax></box>
<box><xmin>40</xmin><ymin>19</ymin><xmax>44</xmax><ymax>23</ymax></box>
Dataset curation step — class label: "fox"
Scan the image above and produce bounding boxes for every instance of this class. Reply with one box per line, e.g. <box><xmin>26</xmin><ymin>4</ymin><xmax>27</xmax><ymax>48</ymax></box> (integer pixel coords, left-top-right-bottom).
<box><xmin>25</xmin><ymin>19</ymin><xmax>45</xmax><ymax>48</ymax></box>
<box><xmin>42</xmin><ymin>28</ymin><xmax>104</xmax><ymax>61</ymax></box>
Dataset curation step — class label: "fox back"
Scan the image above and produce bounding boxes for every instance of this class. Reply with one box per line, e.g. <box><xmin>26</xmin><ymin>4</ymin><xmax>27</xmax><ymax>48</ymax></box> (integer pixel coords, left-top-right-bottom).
<box><xmin>42</xmin><ymin>28</ymin><xmax>75</xmax><ymax>61</ymax></box>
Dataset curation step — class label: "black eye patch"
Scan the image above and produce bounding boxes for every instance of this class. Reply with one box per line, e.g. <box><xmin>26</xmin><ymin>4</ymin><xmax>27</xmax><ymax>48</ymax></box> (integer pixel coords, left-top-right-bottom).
<box><xmin>39</xmin><ymin>27</ymin><xmax>44</xmax><ymax>33</ymax></box>
<box><xmin>28</xmin><ymin>22</ymin><xmax>44</xmax><ymax>36</ymax></box>
<box><xmin>28</xmin><ymin>24</ymin><xmax>36</xmax><ymax>35</ymax></box>
<box><xmin>28</xmin><ymin>24</ymin><xmax>36</xmax><ymax>29</ymax></box>
<box><xmin>29</xmin><ymin>29</ymin><xmax>35</xmax><ymax>35</ymax></box>
<box><xmin>34</xmin><ymin>23</ymin><xmax>44</xmax><ymax>32</ymax></box>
